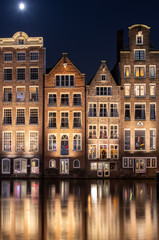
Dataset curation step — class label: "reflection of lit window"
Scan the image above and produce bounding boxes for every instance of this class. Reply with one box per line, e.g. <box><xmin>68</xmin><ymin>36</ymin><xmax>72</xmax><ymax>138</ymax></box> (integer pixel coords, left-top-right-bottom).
<box><xmin>31</xmin><ymin>159</ymin><xmax>39</xmax><ymax>174</ymax></box>
<box><xmin>91</xmin><ymin>184</ymin><xmax>97</xmax><ymax>202</ymax></box>
<box><xmin>49</xmin><ymin>159</ymin><xmax>56</xmax><ymax>168</ymax></box>
<box><xmin>14</xmin><ymin>158</ymin><xmax>27</xmax><ymax>173</ymax></box>
<box><xmin>88</xmin><ymin>144</ymin><xmax>96</xmax><ymax>159</ymax></box>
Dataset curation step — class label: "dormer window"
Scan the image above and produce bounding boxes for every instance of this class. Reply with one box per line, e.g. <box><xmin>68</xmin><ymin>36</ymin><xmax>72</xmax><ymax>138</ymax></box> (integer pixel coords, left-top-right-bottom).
<box><xmin>101</xmin><ymin>74</ymin><xmax>106</xmax><ymax>81</ymax></box>
<box><xmin>136</xmin><ymin>32</ymin><xmax>143</xmax><ymax>45</ymax></box>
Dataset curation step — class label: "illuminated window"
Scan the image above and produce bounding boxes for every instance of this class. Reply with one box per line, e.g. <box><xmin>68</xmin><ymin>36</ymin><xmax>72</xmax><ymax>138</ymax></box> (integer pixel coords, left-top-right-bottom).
<box><xmin>134</xmin><ymin>85</ymin><xmax>146</xmax><ymax>97</ymax></box>
<box><xmin>136</xmin><ymin>32</ymin><xmax>143</xmax><ymax>45</ymax></box>
<box><xmin>61</xmin><ymin>135</ymin><xmax>69</xmax><ymax>155</ymax></box>
<box><xmin>17</xmin><ymin>52</ymin><xmax>26</xmax><ymax>61</ymax></box>
<box><xmin>30</xmin><ymin>68</ymin><xmax>39</xmax><ymax>80</ymax></box>
<box><xmin>149</xmin><ymin>84</ymin><xmax>156</xmax><ymax>97</ymax></box>
<box><xmin>29</xmin><ymin>87</ymin><xmax>38</xmax><ymax>102</ymax></box>
<box><xmin>17</xmin><ymin>68</ymin><xmax>25</xmax><ymax>81</ymax></box>
<box><xmin>48</xmin><ymin>93</ymin><xmax>56</xmax><ymax>106</ymax></box>
<box><xmin>55</xmin><ymin>75</ymin><xmax>74</xmax><ymax>87</ymax></box>
<box><xmin>3</xmin><ymin>87</ymin><xmax>12</xmax><ymax>102</ymax></box>
<box><xmin>88</xmin><ymin>144</ymin><xmax>96</xmax><ymax>159</ymax></box>
<box><xmin>146</xmin><ymin>157</ymin><xmax>157</xmax><ymax>168</ymax></box>
<box><xmin>88</xmin><ymin>103</ymin><xmax>97</xmax><ymax>117</ymax></box>
<box><xmin>134</xmin><ymin>66</ymin><xmax>145</xmax><ymax>78</ymax></box>
<box><xmin>99</xmin><ymin>125</ymin><xmax>108</xmax><ymax>139</ymax></box>
<box><xmin>135</xmin><ymin>130</ymin><xmax>145</xmax><ymax>150</ymax></box>
<box><xmin>150</xmin><ymin>103</ymin><xmax>156</xmax><ymax>120</ymax></box>
<box><xmin>48</xmin><ymin>134</ymin><xmax>56</xmax><ymax>151</ymax></box>
<box><xmin>3</xmin><ymin>109</ymin><xmax>12</xmax><ymax>125</ymax></box>
<box><xmin>16</xmin><ymin>109</ymin><xmax>25</xmax><ymax>124</ymax></box>
<box><xmin>4</xmin><ymin>68</ymin><xmax>12</xmax><ymax>81</ymax></box>
<box><xmin>100</xmin><ymin>145</ymin><xmax>107</xmax><ymax>159</ymax></box>
<box><xmin>91</xmin><ymin>162</ymin><xmax>97</xmax><ymax>170</ymax></box>
<box><xmin>30</xmin><ymin>52</ymin><xmax>39</xmax><ymax>61</ymax></box>
<box><xmin>149</xmin><ymin>65</ymin><xmax>156</xmax><ymax>78</ymax></box>
<box><xmin>31</xmin><ymin>159</ymin><xmax>39</xmax><ymax>174</ymax></box>
<box><xmin>89</xmin><ymin>125</ymin><xmax>97</xmax><ymax>139</ymax></box>
<box><xmin>60</xmin><ymin>159</ymin><xmax>69</xmax><ymax>174</ymax></box>
<box><xmin>30</xmin><ymin>108</ymin><xmax>38</xmax><ymax>124</ymax></box>
<box><xmin>124</xmin><ymin>130</ymin><xmax>130</xmax><ymax>151</ymax></box>
<box><xmin>16</xmin><ymin>132</ymin><xmax>25</xmax><ymax>152</ymax></box>
<box><xmin>122</xmin><ymin>158</ymin><xmax>134</xmax><ymax>168</ymax></box>
<box><xmin>110</xmin><ymin>125</ymin><xmax>118</xmax><ymax>139</ymax></box>
<box><xmin>99</xmin><ymin>103</ymin><xmax>107</xmax><ymax>117</ymax></box>
<box><xmin>124</xmin><ymin>103</ymin><xmax>131</xmax><ymax>120</ymax></box>
<box><xmin>135</xmin><ymin>104</ymin><xmax>145</xmax><ymax>120</ymax></box>
<box><xmin>95</xmin><ymin>87</ymin><xmax>112</xmax><ymax>96</ymax></box>
<box><xmin>150</xmin><ymin>129</ymin><xmax>156</xmax><ymax>151</ymax></box>
<box><xmin>49</xmin><ymin>159</ymin><xmax>56</xmax><ymax>168</ymax></box>
<box><xmin>3</xmin><ymin>132</ymin><xmax>11</xmax><ymax>152</ymax></box>
<box><xmin>48</xmin><ymin>112</ymin><xmax>56</xmax><ymax>128</ymax></box>
<box><xmin>101</xmin><ymin>74</ymin><xmax>106</xmax><ymax>81</ymax></box>
<box><xmin>73</xmin><ymin>159</ymin><xmax>80</xmax><ymax>168</ymax></box>
<box><xmin>61</xmin><ymin>112</ymin><xmax>69</xmax><ymax>128</ymax></box>
<box><xmin>73</xmin><ymin>134</ymin><xmax>82</xmax><ymax>151</ymax></box>
<box><xmin>16</xmin><ymin>87</ymin><xmax>25</xmax><ymax>102</ymax></box>
<box><xmin>124</xmin><ymin>66</ymin><xmax>130</xmax><ymax>78</ymax></box>
<box><xmin>4</xmin><ymin>52</ymin><xmax>12</xmax><ymax>62</ymax></box>
<box><xmin>14</xmin><ymin>158</ymin><xmax>27</xmax><ymax>173</ymax></box>
<box><xmin>73</xmin><ymin>94</ymin><xmax>81</xmax><ymax>106</ymax></box>
<box><xmin>110</xmin><ymin>103</ymin><xmax>118</xmax><ymax>117</ymax></box>
<box><xmin>110</xmin><ymin>145</ymin><xmax>118</xmax><ymax>159</ymax></box>
<box><xmin>2</xmin><ymin>158</ymin><xmax>10</xmax><ymax>174</ymax></box>
<box><xmin>134</xmin><ymin>50</ymin><xmax>145</xmax><ymax>60</ymax></box>
<box><xmin>73</xmin><ymin>112</ymin><xmax>81</xmax><ymax>128</ymax></box>
<box><xmin>124</xmin><ymin>84</ymin><xmax>131</xmax><ymax>97</ymax></box>
<box><xmin>30</xmin><ymin>132</ymin><xmax>38</xmax><ymax>152</ymax></box>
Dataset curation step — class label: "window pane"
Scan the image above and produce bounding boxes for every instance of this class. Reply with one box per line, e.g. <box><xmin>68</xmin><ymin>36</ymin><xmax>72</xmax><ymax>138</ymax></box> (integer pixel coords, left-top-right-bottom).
<box><xmin>135</xmin><ymin>130</ymin><xmax>145</xmax><ymax>150</ymax></box>
<box><xmin>125</xmin><ymin>130</ymin><xmax>130</xmax><ymax>150</ymax></box>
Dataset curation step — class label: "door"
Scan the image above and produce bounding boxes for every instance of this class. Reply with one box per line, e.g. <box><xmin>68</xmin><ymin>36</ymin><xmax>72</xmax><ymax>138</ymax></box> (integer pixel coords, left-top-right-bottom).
<box><xmin>60</xmin><ymin>159</ymin><xmax>69</xmax><ymax>174</ymax></box>
<box><xmin>104</xmin><ymin>163</ymin><xmax>110</xmax><ymax>177</ymax></box>
<box><xmin>135</xmin><ymin>158</ymin><xmax>146</xmax><ymax>173</ymax></box>
<box><xmin>97</xmin><ymin>162</ymin><xmax>110</xmax><ymax>177</ymax></box>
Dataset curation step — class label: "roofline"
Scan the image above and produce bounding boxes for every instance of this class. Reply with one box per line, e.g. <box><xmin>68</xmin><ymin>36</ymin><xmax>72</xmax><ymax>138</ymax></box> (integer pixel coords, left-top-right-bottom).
<box><xmin>128</xmin><ymin>24</ymin><xmax>151</xmax><ymax>30</ymax></box>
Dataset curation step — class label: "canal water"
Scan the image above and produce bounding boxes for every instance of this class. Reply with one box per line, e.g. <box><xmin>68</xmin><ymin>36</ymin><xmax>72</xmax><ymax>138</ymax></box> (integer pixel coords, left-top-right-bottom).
<box><xmin>0</xmin><ymin>179</ymin><xmax>158</xmax><ymax>240</ymax></box>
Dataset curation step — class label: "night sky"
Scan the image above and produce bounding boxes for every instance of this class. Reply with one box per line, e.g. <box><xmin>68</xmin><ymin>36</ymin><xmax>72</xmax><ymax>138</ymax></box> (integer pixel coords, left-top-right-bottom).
<box><xmin>0</xmin><ymin>0</ymin><xmax>159</xmax><ymax>83</ymax></box>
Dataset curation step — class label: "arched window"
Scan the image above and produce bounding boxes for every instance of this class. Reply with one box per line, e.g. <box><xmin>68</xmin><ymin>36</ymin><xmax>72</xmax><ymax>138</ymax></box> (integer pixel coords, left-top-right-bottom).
<box><xmin>48</xmin><ymin>134</ymin><xmax>56</xmax><ymax>151</ymax></box>
<box><xmin>61</xmin><ymin>135</ymin><xmax>69</xmax><ymax>155</ymax></box>
<box><xmin>73</xmin><ymin>134</ymin><xmax>82</xmax><ymax>151</ymax></box>
<box><xmin>31</xmin><ymin>158</ymin><xmax>39</xmax><ymax>174</ymax></box>
<box><xmin>2</xmin><ymin>158</ymin><xmax>10</xmax><ymax>174</ymax></box>
<box><xmin>49</xmin><ymin>159</ymin><xmax>56</xmax><ymax>168</ymax></box>
<box><xmin>73</xmin><ymin>159</ymin><xmax>80</xmax><ymax>168</ymax></box>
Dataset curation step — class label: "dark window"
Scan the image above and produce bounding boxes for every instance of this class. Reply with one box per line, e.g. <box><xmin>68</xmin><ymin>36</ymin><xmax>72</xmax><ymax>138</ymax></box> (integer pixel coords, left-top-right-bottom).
<box><xmin>135</xmin><ymin>130</ymin><xmax>145</xmax><ymax>150</ymax></box>
<box><xmin>61</xmin><ymin>94</ymin><xmax>69</xmax><ymax>106</ymax></box>
<box><xmin>135</xmin><ymin>104</ymin><xmax>145</xmax><ymax>120</ymax></box>
<box><xmin>150</xmin><ymin>104</ymin><xmax>155</xmax><ymax>120</ymax></box>
<box><xmin>125</xmin><ymin>104</ymin><xmax>130</xmax><ymax>120</ymax></box>
<box><xmin>125</xmin><ymin>130</ymin><xmax>130</xmax><ymax>150</ymax></box>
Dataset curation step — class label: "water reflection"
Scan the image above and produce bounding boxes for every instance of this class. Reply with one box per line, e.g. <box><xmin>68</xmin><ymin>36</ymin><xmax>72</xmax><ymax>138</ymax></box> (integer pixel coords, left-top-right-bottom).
<box><xmin>0</xmin><ymin>179</ymin><xmax>158</xmax><ymax>240</ymax></box>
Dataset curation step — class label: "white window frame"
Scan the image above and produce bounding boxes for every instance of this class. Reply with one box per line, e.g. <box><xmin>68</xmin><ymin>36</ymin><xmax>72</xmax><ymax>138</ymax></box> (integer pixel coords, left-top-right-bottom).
<box><xmin>110</xmin><ymin>102</ymin><xmax>119</xmax><ymax>118</ymax></box>
<box><xmin>60</xmin><ymin>159</ymin><xmax>69</xmax><ymax>174</ymax></box>
<box><xmin>48</xmin><ymin>92</ymin><xmax>57</xmax><ymax>106</ymax></box>
<box><xmin>136</xmin><ymin>32</ymin><xmax>143</xmax><ymax>45</ymax></box>
<box><xmin>4</xmin><ymin>52</ymin><xmax>13</xmax><ymax>62</ymax></box>
<box><xmin>134</xmin><ymin>128</ymin><xmax>146</xmax><ymax>151</ymax></box>
<box><xmin>60</xmin><ymin>134</ymin><xmax>69</xmax><ymax>156</ymax></box>
<box><xmin>3</xmin><ymin>67</ymin><xmax>13</xmax><ymax>81</ymax></box>
<box><xmin>3</xmin><ymin>131</ymin><xmax>12</xmax><ymax>152</ymax></box>
<box><xmin>150</xmin><ymin>102</ymin><xmax>156</xmax><ymax>120</ymax></box>
<box><xmin>73</xmin><ymin>93</ymin><xmax>82</xmax><ymax>106</ymax></box>
<box><xmin>149</xmin><ymin>84</ymin><xmax>156</xmax><ymax>97</ymax></box>
<box><xmin>124</xmin><ymin>84</ymin><xmax>131</xmax><ymax>97</ymax></box>
<box><xmin>48</xmin><ymin>133</ymin><xmax>57</xmax><ymax>151</ymax></box>
<box><xmin>73</xmin><ymin>159</ymin><xmax>80</xmax><ymax>168</ymax></box>
<box><xmin>3</xmin><ymin>86</ymin><xmax>12</xmax><ymax>102</ymax></box>
<box><xmin>149</xmin><ymin>65</ymin><xmax>156</xmax><ymax>78</ymax></box>
<box><xmin>134</xmin><ymin>65</ymin><xmax>146</xmax><ymax>78</ymax></box>
<box><xmin>124</xmin><ymin>103</ymin><xmax>131</xmax><ymax>121</ymax></box>
<box><xmin>55</xmin><ymin>74</ymin><xmax>75</xmax><ymax>87</ymax></box>
<box><xmin>101</xmin><ymin>74</ymin><xmax>106</xmax><ymax>81</ymax></box>
<box><xmin>95</xmin><ymin>86</ymin><xmax>112</xmax><ymax>96</ymax></box>
<box><xmin>60</xmin><ymin>111</ymin><xmax>69</xmax><ymax>128</ymax></box>
<box><xmin>99</xmin><ymin>124</ymin><xmax>108</xmax><ymax>139</ymax></box>
<box><xmin>124</xmin><ymin>65</ymin><xmax>131</xmax><ymax>78</ymax></box>
<box><xmin>16</xmin><ymin>131</ymin><xmax>25</xmax><ymax>152</ymax></box>
<box><xmin>124</xmin><ymin>129</ymin><xmax>131</xmax><ymax>151</ymax></box>
<box><xmin>122</xmin><ymin>157</ymin><xmax>134</xmax><ymax>168</ymax></box>
<box><xmin>146</xmin><ymin>157</ymin><xmax>157</xmax><ymax>168</ymax></box>
<box><xmin>90</xmin><ymin>162</ymin><xmax>97</xmax><ymax>170</ymax></box>
<box><xmin>134</xmin><ymin>84</ymin><xmax>146</xmax><ymax>97</ymax></box>
<box><xmin>30</xmin><ymin>67</ymin><xmax>39</xmax><ymax>81</ymax></box>
<box><xmin>99</xmin><ymin>144</ymin><xmax>108</xmax><ymax>160</ymax></box>
<box><xmin>150</xmin><ymin>128</ymin><xmax>156</xmax><ymax>151</ymax></box>
<box><xmin>88</xmin><ymin>144</ymin><xmax>97</xmax><ymax>159</ymax></box>
<box><xmin>14</xmin><ymin>158</ymin><xmax>27</xmax><ymax>174</ymax></box>
<box><xmin>16</xmin><ymin>86</ymin><xmax>26</xmax><ymax>102</ymax></box>
<box><xmin>48</xmin><ymin>111</ymin><xmax>57</xmax><ymax>128</ymax></box>
<box><xmin>110</xmin><ymin>144</ymin><xmax>119</xmax><ymax>159</ymax></box>
<box><xmin>16</xmin><ymin>67</ymin><xmax>26</xmax><ymax>81</ymax></box>
<box><xmin>2</xmin><ymin>158</ymin><xmax>11</xmax><ymax>174</ymax></box>
<box><xmin>73</xmin><ymin>111</ymin><xmax>82</xmax><ymax>128</ymax></box>
<box><xmin>31</xmin><ymin>158</ymin><xmax>39</xmax><ymax>174</ymax></box>
<box><xmin>29</xmin><ymin>131</ymin><xmax>39</xmax><ymax>152</ymax></box>
<box><xmin>134</xmin><ymin>49</ymin><xmax>146</xmax><ymax>60</ymax></box>
<box><xmin>3</xmin><ymin>108</ymin><xmax>12</xmax><ymax>125</ymax></box>
<box><xmin>17</xmin><ymin>52</ymin><xmax>26</xmax><ymax>62</ymax></box>
<box><xmin>134</xmin><ymin>103</ymin><xmax>146</xmax><ymax>120</ymax></box>
<box><xmin>49</xmin><ymin>159</ymin><xmax>56</xmax><ymax>168</ymax></box>
<box><xmin>110</xmin><ymin>125</ymin><xmax>118</xmax><ymax>139</ymax></box>
<box><xmin>73</xmin><ymin>133</ymin><xmax>82</xmax><ymax>151</ymax></box>
<box><xmin>30</xmin><ymin>51</ymin><xmax>39</xmax><ymax>62</ymax></box>
<box><xmin>88</xmin><ymin>124</ymin><xmax>97</xmax><ymax>139</ymax></box>
<box><xmin>29</xmin><ymin>107</ymin><xmax>39</xmax><ymax>125</ymax></box>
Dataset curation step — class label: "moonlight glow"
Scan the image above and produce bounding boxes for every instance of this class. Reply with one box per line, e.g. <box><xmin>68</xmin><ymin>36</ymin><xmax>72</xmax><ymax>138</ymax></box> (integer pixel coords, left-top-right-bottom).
<box><xmin>19</xmin><ymin>3</ymin><xmax>25</xmax><ymax>10</ymax></box>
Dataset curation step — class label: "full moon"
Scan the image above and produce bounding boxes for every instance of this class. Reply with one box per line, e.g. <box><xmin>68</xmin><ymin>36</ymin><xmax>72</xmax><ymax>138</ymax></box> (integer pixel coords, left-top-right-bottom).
<box><xmin>19</xmin><ymin>3</ymin><xmax>25</xmax><ymax>10</ymax></box>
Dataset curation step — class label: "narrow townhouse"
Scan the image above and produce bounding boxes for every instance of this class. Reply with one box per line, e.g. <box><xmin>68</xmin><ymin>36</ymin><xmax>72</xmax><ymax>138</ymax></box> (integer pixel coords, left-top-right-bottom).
<box><xmin>0</xmin><ymin>32</ymin><xmax>45</xmax><ymax>177</ymax></box>
<box><xmin>86</xmin><ymin>61</ymin><xmax>121</xmax><ymax>177</ymax></box>
<box><xmin>120</xmin><ymin>24</ymin><xmax>159</xmax><ymax>176</ymax></box>
<box><xmin>44</xmin><ymin>53</ymin><xmax>85</xmax><ymax>177</ymax></box>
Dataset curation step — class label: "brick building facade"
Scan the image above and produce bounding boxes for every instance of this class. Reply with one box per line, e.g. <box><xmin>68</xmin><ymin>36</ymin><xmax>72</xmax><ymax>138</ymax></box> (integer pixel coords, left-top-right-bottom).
<box><xmin>119</xmin><ymin>24</ymin><xmax>159</xmax><ymax>177</ymax></box>
<box><xmin>0</xmin><ymin>32</ymin><xmax>45</xmax><ymax>177</ymax></box>
<box><xmin>86</xmin><ymin>61</ymin><xmax>121</xmax><ymax>178</ymax></box>
<box><xmin>44</xmin><ymin>53</ymin><xmax>86</xmax><ymax>177</ymax></box>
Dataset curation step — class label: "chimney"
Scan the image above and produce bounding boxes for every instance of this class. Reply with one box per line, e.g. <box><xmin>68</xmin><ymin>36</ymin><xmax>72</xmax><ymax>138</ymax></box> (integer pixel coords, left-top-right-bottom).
<box><xmin>117</xmin><ymin>30</ymin><xmax>123</xmax><ymax>62</ymax></box>
<box><xmin>62</xmin><ymin>53</ymin><xmax>68</xmax><ymax>68</ymax></box>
